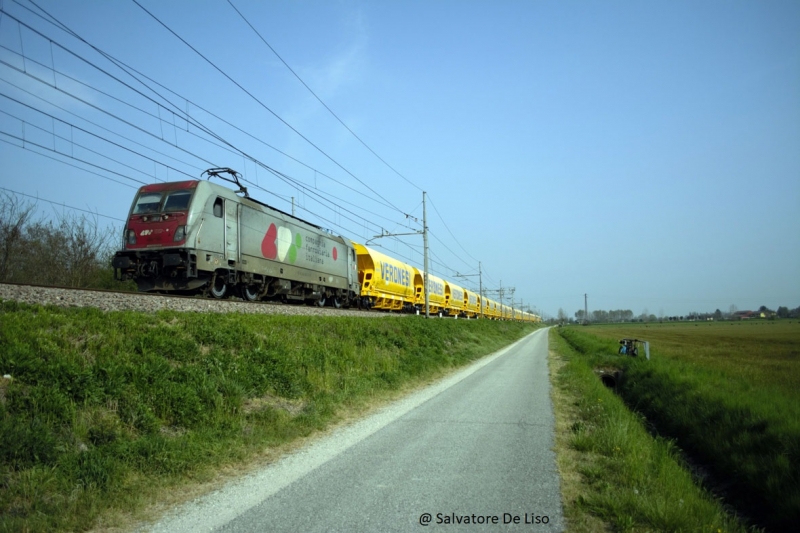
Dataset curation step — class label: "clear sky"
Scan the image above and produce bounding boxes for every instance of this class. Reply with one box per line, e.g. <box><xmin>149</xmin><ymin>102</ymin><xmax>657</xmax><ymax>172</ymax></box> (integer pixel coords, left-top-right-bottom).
<box><xmin>1</xmin><ymin>0</ymin><xmax>798</xmax><ymax>319</ymax></box>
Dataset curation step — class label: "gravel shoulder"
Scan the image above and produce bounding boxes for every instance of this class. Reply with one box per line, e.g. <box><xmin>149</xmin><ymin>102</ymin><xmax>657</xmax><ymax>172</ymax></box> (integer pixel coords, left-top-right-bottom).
<box><xmin>0</xmin><ymin>283</ymin><xmax>389</xmax><ymax>317</ymax></box>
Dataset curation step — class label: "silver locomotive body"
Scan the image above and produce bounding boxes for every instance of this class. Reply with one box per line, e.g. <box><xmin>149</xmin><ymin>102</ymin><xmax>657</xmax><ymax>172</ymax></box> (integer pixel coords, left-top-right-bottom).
<box><xmin>112</xmin><ymin>174</ymin><xmax>358</xmax><ymax>306</ymax></box>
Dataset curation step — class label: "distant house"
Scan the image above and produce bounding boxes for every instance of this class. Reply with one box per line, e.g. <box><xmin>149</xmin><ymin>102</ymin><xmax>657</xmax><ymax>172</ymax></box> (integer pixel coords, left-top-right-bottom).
<box><xmin>733</xmin><ymin>311</ymin><xmax>756</xmax><ymax>320</ymax></box>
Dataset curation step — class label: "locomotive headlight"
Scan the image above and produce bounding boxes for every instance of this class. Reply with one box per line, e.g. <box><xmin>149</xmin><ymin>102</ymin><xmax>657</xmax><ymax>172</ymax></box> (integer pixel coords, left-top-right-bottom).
<box><xmin>126</xmin><ymin>229</ymin><xmax>136</xmax><ymax>245</ymax></box>
<box><xmin>173</xmin><ymin>225</ymin><xmax>187</xmax><ymax>242</ymax></box>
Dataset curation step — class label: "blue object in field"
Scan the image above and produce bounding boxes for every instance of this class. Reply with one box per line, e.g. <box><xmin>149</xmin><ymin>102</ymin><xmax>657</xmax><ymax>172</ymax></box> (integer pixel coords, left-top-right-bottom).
<box><xmin>618</xmin><ymin>339</ymin><xmax>651</xmax><ymax>360</ymax></box>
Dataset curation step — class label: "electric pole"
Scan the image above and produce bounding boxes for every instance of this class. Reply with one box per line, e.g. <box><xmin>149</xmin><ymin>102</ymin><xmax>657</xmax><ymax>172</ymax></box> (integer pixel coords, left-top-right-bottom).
<box><xmin>364</xmin><ymin>191</ymin><xmax>429</xmax><ymax>318</ymax></box>
<box><xmin>483</xmin><ymin>281</ymin><xmax>514</xmax><ymax>320</ymax></box>
<box><xmin>454</xmin><ymin>261</ymin><xmax>483</xmax><ymax>318</ymax></box>
<box><xmin>584</xmin><ymin>293</ymin><xmax>588</xmax><ymax>325</ymax></box>
<box><xmin>423</xmin><ymin>191</ymin><xmax>429</xmax><ymax>318</ymax></box>
<box><xmin>478</xmin><ymin>261</ymin><xmax>482</xmax><ymax>318</ymax></box>
<box><xmin>499</xmin><ymin>280</ymin><xmax>503</xmax><ymax>308</ymax></box>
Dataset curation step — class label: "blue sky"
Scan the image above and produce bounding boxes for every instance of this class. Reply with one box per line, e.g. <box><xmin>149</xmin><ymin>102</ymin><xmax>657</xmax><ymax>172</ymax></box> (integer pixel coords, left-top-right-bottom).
<box><xmin>1</xmin><ymin>0</ymin><xmax>798</xmax><ymax>318</ymax></box>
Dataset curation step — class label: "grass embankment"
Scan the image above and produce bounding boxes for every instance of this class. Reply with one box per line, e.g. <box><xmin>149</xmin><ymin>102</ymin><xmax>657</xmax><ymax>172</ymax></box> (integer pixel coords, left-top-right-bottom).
<box><xmin>549</xmin><ymin>329</ymin><xmax>751</xmax><ymax>533</ymax></box>
<box><xmin>0</xmin><ymin>300</ymin><xmax>538</xmax><ymax>532</ymax></box>
<box><xmin>553</xmin><ymin>322</ymin><xmax>800</xmax><ymax>532</ymax></box>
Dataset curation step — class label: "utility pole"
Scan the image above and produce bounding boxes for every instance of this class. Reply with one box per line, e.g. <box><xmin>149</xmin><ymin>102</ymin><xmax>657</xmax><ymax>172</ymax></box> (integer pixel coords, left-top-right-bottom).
<box><xmin>584</xmin><ymin>293</ymin><xmax>588</xmax><ymax>325</ymax></box>
<box><xmin>364</xmin><ymin>191</ymin><xmax>429</xmax><ymax>318</ymax></box>
<box><xmin>454</xmin><ymin>261</ymin><xmax>483</xmax><ymax>318</ymax></box>
<box><xmin>483</xmin><ymin>282</ymin><xmax>513</xmax><ymax>319</ymax></box>
<box><xmin>423</xmin><ymin>191</ymin><xmax>429</xmax><ymax>318</ymax></box>
<box><xmin>478</xmin><ymin>261</ymin><xmax>482</xmax><ymax>318</ymax></box>
<box><xmin>291</xmin><ymin>197</ymin><xmax>295</xmax><ymax>216</ymax></box>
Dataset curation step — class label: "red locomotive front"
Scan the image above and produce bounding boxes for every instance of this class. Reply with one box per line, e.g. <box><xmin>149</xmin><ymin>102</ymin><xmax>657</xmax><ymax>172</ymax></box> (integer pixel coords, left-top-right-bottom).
<box><xmin>123</xmin><ymin>181</ymin><xmax>197</xmax><ymax>249</ymax></box>
<box><xmin>112</xmin><ymin>180</ymin><xmax>204</xmax><ymax>292</ymax></box>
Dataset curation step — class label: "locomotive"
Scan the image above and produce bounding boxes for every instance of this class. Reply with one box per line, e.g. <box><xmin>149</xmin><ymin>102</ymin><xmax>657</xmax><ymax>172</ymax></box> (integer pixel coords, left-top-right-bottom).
<box><xmin>112</xmin><ymin>168</ymin><xmax>540</xmax><ymax>322</ymax></box>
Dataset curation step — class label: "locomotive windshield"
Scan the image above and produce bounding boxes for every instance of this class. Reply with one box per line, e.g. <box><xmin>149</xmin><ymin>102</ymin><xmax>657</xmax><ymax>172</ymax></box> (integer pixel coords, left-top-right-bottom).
<box><xmin>163</xmin><ymin>190</ymin><xmax>192</xmax><ymax>212</ymax></box>
<box><xmin>132</xmin><ymin>190</ymin><xmax>193</xmax><ymax>215</ymax></box>
<box><xmin>132</xmin><ymin>192</ymin><xmax>161</xmax><ymax>214</ymax></box>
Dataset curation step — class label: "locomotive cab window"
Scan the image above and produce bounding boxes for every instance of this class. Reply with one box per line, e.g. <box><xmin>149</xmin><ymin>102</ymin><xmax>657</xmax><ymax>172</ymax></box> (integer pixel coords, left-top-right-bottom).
<box><xmin>213</xmin><ymin>198</ymin><xmax>223</xmax><ymax>218</ymax></box>
<box><xmin>132</xmin><ymin>192</ymin><xmax>162</xmax><ymax>214</ymax></box>
<box><xmin>163</xmin><ymin>190</ymin><xmax>193</xmax><ymax>212</ymax></box>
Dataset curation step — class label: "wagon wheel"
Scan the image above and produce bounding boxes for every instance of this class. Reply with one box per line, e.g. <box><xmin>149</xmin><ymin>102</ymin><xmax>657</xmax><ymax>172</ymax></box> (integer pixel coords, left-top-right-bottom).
<box><xmin>240</xmin><ymin>284</ymin><xmax>260</xmax><ymax>302</ymax></box>
<box><xmin>314</xmin><ymin>296</ymin><xmax>327</xmax><ymax>307</ymax></box>
<box><xmin>209</xmin><ymin>274</ymin><xmax>227</xmax><ymax>299</ymax></box>
<box><xmin>329</xmin><ymin>296</ymin><xmax>343</xmax><ymax>309</ymax></box>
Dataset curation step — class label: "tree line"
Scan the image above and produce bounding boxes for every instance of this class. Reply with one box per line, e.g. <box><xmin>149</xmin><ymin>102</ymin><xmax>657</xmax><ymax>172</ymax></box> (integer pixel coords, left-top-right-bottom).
<box><xmin>554</xmin><ymin>304</ymin><xmax>800</xmax><ymax>324</ymax></box>
<box><xmin>0</xmin><ymin>192</ymin><xmax>132</xmax><ymax>290</ymax></box>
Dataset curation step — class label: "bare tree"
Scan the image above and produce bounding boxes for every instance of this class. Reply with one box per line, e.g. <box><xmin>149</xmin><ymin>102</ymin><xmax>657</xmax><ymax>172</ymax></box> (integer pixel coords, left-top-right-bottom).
<box><xmin>55</xmin><ymin>211</ymin><xmax>116</xmax><ymax>287</ymax></box>
<box><xmin>0</xmin><ymin>192</ymin><xmax>120</xmax><ymax>288</ymax></box>
<box><xmin>25</xmin><ymin>212</ymin><xmax>117</xmax><ymax>287</ymax></box>
<box><xmin>0</xmin><ymin>192</ymin><xmax>37</xmax><ymax>282</ymax></box>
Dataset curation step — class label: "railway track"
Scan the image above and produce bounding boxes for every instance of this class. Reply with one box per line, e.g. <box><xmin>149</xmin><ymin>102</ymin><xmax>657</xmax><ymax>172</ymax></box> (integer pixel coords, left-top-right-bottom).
<box><xmin>0</xmin><ymin>282</ymin><xmax>394</xmax><ymax>317</ymax></box>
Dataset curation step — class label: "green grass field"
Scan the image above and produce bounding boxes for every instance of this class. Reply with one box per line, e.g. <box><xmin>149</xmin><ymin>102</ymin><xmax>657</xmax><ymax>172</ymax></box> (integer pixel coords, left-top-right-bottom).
<box><xmin>555</xmin><ymin>321</ymin><xmax>800</xmax><ymax>532</ymax></box>
<box><xmin>549</xmin><ymin>330</ymin><xmax>751</xmax><ymax>533</ymax></box>
<box><xmin>0</xmin><ymin>299</ymin><xmax>538</xmax><ymax>532</ymax></box>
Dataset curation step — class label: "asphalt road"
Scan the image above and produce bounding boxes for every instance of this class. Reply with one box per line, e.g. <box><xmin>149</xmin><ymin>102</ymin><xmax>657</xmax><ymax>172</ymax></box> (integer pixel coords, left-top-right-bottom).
<box><xmin>148</xmin><ymin>327</ymin><xmax>563</xmax><ymax>532</ymax></box>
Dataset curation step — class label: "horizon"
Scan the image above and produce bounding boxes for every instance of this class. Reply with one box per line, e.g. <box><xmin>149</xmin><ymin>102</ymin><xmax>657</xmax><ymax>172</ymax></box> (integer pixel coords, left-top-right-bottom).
<box><xmin>1</xmin><ymin>0</ymin><xmax>798</xmax><ymax>318</ymax></box>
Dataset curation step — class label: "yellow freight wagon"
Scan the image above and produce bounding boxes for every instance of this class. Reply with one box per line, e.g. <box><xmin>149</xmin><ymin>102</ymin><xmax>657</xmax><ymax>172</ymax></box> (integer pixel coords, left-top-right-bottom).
<box><xmin>445</xmin><ymin>281</ymin><xmax>467</xmax><ymax>317</ymax></box>
<box><xmin>465</xmin><ymin>289</ymin><xmax>479</xmax><ymax>318</ymax></box>
<box><xmin>464</xmin><ymin>290</ymin><xmax>481</xmax><ymax>318</ymax></box>
<box><xmin>483</xmin><ymin>298</ymin><xmax>496</xmax><ymax>319</ymax></box>
<box><xmin>413</xmin><ymin>270</ymin><xmax>448</xmax><ymax>314</ymax></box>
<box><xmin>492</xmin><ymin>300</ymin><xmax>502</xmax><ymax>320</ymax></box>
<box><xmin>352</xmin><ymin>243</ymin><xmax>416</xmax><ymax>311</ymax></box>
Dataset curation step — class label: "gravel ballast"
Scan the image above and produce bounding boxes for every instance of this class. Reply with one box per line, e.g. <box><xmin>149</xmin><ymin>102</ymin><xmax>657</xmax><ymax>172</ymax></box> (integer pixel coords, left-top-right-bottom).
<box><xmin>0</xmin><ymin>283</ymin><xmax>393</xmax><ymax>317</ymax></box>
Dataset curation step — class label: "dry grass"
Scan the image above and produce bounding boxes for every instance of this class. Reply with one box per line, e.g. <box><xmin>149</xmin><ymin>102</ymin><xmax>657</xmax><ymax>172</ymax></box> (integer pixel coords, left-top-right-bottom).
<box><xmin>548</xmin><ymin>343</ymin><xmax>611</xmax><ymax>533</ymax></box>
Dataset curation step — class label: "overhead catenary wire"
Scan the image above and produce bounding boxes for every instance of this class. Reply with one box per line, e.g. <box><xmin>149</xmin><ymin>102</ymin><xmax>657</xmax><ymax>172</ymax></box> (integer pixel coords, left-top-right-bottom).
<box><xmin>3</xmin><ymin>57</ymin><xmax>408</xmax><ymax>233</ymax></box>
<box><xmin>0</xmin><ymin>136</ymin><xmax>138</xmax><ymax>189</ymax></box>
<box><xmin>129</xmin><ymin>0</ymin><xmax>409</xmax><ymax>217</ymax></box>
<box><xmin>0</xmin><ymin>130</ymin><xmax>151</xmax><ymax>187</ymax></box>
<box><xmin>16</xmin><ymin>0</ymin><xmax>405</xmax><ymax>214</ymax></box>
<box><xmin>0</xmin><ymin>14</ymin><xmax>416</xmax><ymax>238</ymax></box>
<box><xmin>0</xmin><ymin>94</ymin><xmax>194</xmax><ymax>182</ymax></box>
<box><xmin>0</xmin><ymin>47</ymin><xmax>209</xmax><ymax>173</ymax></box>
<box><xmin>427</xmin><ymin>195</ymin><xmax>480</xmax><ymax>265</ymax></box>
<box><xmin>0</xmin><ymin>32</ymin><xmax>227</xmax><ymax>174</ymax></box>
<box><xmin>0</xmin><ymin>185</ymin><xmax>126</xmax><ymax>222</ymax></box>
<box><xmin>226</xmin><ymin>0</ymin><xmax>422</xmax><ymax>193</ymax></box>
<box><xmin>6</xmin><ymin>2</ymin><xmax>424</xmax><ymax>235</ymax></box>
<box><xmin>259</xmin><ymin>165</ymin><xmax>419</xmax><ymax>233</ymax></box>
<box><xmin>4</xmin><ymin>1</ymin><xmax>521</xmax><ymax>301</ymax></box>
<box><xmin>0</xmin><ymin>8</ymin><xmax>231</xmax><ymax>166</ymax></box>
<box><xmin>428</xmin><ymin>229</ymin><xmax>475</xmax><ymax>273</ymax></box>
<box><xmin>0</xmin><ymin>59</ymin><xmax>406</xmax><ymax>247</ymax></box>
<box><xmin>2</xmin><ymin>4</ymin><xmax>419</xmax><ymax>234</ymax></box>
